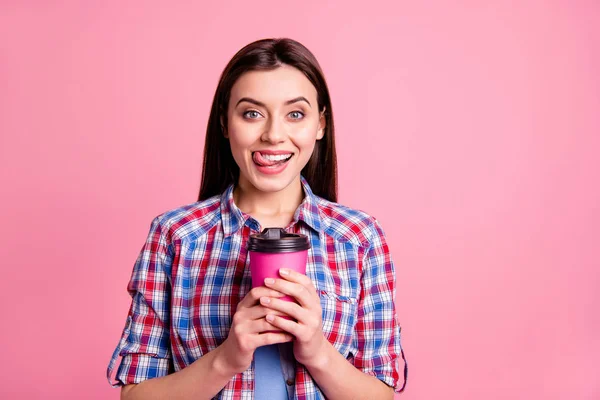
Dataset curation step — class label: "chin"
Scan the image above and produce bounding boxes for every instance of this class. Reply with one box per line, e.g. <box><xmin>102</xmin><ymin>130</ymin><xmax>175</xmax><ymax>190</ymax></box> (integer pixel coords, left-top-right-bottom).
<box><xmin>246</xmin><ymin>172</ymin><xmax>297</xmax><ymax>193</ymax></box>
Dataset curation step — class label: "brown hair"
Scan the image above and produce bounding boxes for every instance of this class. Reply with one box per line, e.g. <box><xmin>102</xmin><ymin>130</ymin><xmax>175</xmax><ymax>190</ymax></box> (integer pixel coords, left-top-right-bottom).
<box><xmin>197</xmin><ymin>38</ymin><xmax>338</xmax><ymax>202</ymax></box>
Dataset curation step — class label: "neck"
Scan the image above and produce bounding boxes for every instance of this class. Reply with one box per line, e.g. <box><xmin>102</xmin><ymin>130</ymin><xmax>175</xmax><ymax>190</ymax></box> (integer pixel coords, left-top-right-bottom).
<box><xmin>234</xmin><ymin>176</ymin><xmax>304</xmax><ymax>219</ymax></box>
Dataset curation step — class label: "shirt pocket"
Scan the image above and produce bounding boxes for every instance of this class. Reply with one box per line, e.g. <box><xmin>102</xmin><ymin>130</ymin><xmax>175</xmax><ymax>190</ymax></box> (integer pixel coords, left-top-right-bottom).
<box><xmin>317</xmin><ymin>290</ymin><xmax>358</xmax><ymax>358</ymax></box>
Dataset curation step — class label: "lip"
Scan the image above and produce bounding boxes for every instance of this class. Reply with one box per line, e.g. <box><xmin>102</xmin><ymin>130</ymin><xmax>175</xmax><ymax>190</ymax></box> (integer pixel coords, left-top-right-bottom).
<box><xmin>252</xmin><ymin>149</ymin><xmax>294</xmax><ymax>156</ymax></box>
<box><xmin>254</xmin><ymin>160</ymin><xmax>290</xmax><ymax>175</ymax></box>
<box><xmin>252</xmin><ymin>150</ymin><xmax>294</xmax><ymax>176</ymax></box>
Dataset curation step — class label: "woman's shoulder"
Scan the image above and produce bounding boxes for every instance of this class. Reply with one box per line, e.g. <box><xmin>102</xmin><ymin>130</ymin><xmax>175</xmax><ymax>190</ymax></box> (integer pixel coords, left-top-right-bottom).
<box><xmin>314</xmin><ymin>196</ymin><xmax>387</xmax><ymax>247</ymax></box>
<box><xmin>150</xmin><ymin>194</ymin><xmax>223</xmax><ymax>242</ymax></box>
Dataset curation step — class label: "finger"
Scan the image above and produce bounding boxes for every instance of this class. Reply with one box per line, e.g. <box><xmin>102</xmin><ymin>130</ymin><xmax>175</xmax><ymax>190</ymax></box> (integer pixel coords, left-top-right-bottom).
<box><xmin>232</xmin><ymin>305</ymin><xmax>287</xmax><ymax>332</ymax></box>
<box><xmin>265</xmin><ymin>314</ymin><xmax>302</xmax><ymax>338</ymax></box>
<box><xmin>237</xmin><ymin>286</ymin><xmax>285</xmax><ymax>309</ymax></box>
<box><xmin>246</xmin><ymin>305</ymin><xmax>288</xmax><ymax>321</ymax></box>
<box><xmin>255</xmin><ymin>331</ymin><xmax>294</xmax><ymax>347</ymax></box>
<box><xmin>263</xmin><ymin>278</ymin><xmax>313</xmax><ymax>308</ymax></box>
<box><xmin>259</xmin><ymin>296</ymin><xmax>306</xmax><ymax>321</ymax></box>
<box><xmin>252</xmin><ymin>317</ymin><xmax>288</xmax><ymax>334</ymax></box>
<box><xmin>279</xmin><ymin>268</ymin><xmax>314</xmax><ymax>289</ymax></box>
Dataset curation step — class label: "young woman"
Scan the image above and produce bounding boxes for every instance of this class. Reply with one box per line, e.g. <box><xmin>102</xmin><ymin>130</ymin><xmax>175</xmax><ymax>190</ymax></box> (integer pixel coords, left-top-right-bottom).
<box><xmin>107</xmin><ymin>38</ymin><xmax>407</xmax><ymax>400</ymax></box>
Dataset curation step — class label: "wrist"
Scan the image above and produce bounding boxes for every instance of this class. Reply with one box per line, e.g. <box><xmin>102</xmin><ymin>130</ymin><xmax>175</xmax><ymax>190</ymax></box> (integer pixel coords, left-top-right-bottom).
<box><xmin>303</xmin><ymin>336</ymin><xmax>333</xmax><ymax>372</ymax></box>
<box><xmin>211</xmin><ymin>342</ymin><xmax>240</xmax><ymax>379</ymax></box>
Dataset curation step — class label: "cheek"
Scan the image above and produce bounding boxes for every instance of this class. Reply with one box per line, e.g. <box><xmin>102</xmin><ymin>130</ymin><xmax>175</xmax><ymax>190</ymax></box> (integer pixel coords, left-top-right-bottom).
<box><xmin>228</xmin><ymin>128</ymin><xmax>256</xmax><ymax>156</ymax></box>
<box><xmin>226</xmin><ymin>138</ymin><xmax>251</xmax><ymax>171</ymax></box>
<box><xmin>292</xmin><ymin>127</ymin><xmax>319</xmax><ymax>151</ymax></box>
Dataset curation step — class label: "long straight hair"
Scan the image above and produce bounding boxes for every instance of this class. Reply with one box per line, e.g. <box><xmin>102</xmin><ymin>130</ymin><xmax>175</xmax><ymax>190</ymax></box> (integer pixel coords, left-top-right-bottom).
<box><xmin>197</xmin><ymin>38</ymin><xmax>338</xmax><ymax>202</ymax></box>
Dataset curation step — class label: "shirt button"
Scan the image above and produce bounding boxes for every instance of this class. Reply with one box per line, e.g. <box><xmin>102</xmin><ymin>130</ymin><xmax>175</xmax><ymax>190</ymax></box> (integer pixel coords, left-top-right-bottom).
<box><xmin>286</xmin><ymin>378</ymin><xmax>294</xmax><ymax>386</ymax></box>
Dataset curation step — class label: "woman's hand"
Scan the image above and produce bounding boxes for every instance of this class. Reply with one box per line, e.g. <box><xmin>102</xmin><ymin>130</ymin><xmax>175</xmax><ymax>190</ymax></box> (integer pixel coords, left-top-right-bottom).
<box><xmin>218</xmin><ymin>286</ymin><xmax>293</xmax><ymax>375</ymax></box>
<box><xmin>260</xmin><ymin>268</ymin><xmax>327</xmax><ymax>368</ymax></box>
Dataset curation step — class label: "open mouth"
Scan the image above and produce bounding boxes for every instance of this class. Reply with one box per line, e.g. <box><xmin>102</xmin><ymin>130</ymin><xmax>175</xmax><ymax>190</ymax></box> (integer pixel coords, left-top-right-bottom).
<box><xmin>252</xmin><ymin>151</ymin><xmax>294</xmax><ymax>168</ymax></box>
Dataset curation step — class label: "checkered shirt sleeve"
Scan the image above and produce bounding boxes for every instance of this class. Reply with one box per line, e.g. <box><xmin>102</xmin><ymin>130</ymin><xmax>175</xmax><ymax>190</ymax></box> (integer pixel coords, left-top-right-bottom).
<box><xmin>350</xmin><ymin>218</ymin><xmax>405</xmax><ymax>392</ymax></box>
<box><xmin>107</xmin><ymin>216</ymin><xmax>173</xmax><ymax>387</ymax></box>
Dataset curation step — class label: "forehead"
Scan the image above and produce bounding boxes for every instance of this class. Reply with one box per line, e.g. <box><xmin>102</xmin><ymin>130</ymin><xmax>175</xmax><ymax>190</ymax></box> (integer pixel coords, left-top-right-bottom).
<box><xmin>229</xmin><ymin>64</ymin><xmax>318</xmax><ymax>105</ymax></box>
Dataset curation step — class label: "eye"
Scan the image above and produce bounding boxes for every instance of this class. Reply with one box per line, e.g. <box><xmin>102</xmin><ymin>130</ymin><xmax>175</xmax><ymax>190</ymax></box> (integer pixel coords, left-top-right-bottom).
<box><xmin>243</xmin><ymin>110</ymin><xmax>262</xmax><ymax>119</ymax></box>
<box><xmin>288</xmin><ymin>111</ymin><xmax>305</xmax><ymax>120</ymax></box>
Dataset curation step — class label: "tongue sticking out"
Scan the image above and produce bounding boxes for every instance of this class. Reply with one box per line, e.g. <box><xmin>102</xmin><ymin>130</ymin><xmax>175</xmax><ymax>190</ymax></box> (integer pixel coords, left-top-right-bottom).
<box><xmin>253</xmin><ymin>152</ymin><xmax>290</xmax><ymax>167</ymax></box>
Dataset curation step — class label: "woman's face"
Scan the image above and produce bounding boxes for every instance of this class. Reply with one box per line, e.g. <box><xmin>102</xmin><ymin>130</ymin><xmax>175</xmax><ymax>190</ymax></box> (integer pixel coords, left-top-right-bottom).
<box><xmin>225</xmin><ymin>64</ymin><xmax>325</xmax><ymax>195</ymax></box>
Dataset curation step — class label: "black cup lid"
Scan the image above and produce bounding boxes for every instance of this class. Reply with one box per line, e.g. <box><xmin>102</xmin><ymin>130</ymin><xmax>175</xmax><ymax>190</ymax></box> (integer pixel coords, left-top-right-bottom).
<box><xmin>247</xmin><ymin>228</ymin><xmax>310</xmax><ymax>253</ymax></box>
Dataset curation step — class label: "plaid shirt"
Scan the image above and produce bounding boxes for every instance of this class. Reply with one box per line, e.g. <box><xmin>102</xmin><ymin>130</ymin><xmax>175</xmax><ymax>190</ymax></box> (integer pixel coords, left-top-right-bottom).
<box><xmin>107</xmin><ymin>176</ymin><xmax>407</xmax><ymax>399</ymax></box>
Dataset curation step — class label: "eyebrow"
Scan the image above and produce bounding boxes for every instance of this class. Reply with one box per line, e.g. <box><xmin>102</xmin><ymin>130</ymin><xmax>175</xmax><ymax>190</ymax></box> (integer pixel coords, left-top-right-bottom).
<box><xmin>235</xmin><ymin>96</ymin><xmax>312</xmax><ymax>108</ymax></box>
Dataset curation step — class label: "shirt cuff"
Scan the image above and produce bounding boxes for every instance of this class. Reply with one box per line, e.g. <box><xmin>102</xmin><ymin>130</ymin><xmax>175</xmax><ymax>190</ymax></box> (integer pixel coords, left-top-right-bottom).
<box><xmin>113</xmin><ymin>353</ymin><xmax>171</xmax><ymax>386</ymax></box>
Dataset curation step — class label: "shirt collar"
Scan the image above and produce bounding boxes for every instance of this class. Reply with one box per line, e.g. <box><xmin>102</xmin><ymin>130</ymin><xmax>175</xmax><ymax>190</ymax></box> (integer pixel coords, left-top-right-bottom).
<box><xmin>220</xmin><ymin>175</ymin><xmax>323</xmax><ymax>237</ymax></box>
<box><xmin>293</xmin><ymin>175</ymin><xmax>323</xmax><ymax>233</ymax></box>
<box><xmin>220</xmin><ymin>184</ymin><xmax>246</xmax><ymax>237</ymax></box>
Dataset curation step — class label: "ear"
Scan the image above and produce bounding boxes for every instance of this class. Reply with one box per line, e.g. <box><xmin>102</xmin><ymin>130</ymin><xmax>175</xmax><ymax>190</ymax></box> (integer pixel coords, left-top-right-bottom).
<box><xmin>316</xmin><ymin>108</ymin><xmax>326</xmax><ymax>140</ymax></box>
<box><xmin>220</xmin><ymin>115</ymin><xmax>228</xmax><ymax>138</ymax></box>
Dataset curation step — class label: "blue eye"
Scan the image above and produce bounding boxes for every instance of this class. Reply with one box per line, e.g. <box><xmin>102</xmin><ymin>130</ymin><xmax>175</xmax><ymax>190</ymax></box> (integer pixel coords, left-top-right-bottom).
<box><xmin>289</xmin><ymin>111</ymin><xmax>304</xmax><ymax>120</ymax></box>
<box><xmin>243</xmin><ymin>110</ymin><xmax>261</xmax><ymax>119</ymax></box>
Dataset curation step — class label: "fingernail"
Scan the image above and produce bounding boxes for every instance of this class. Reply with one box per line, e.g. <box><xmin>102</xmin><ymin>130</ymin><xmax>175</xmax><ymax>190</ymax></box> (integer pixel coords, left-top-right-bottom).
<box><xmin>279</xmin><ymin>268</ymin><xmax>289</xmax><ymax>275</ymax></box>
<box><xmin>266</xmin><ymin>314</ymin><xmax>274</xmax><ymax>322</ymax></box>
<box><xmin>260</xmin><ymin>297</ymin><xmax>270</xmax><ymax>304</ymax></box>
<box><xmin>264</xmin><ymin>278</ymin><xmax>275</xmax><ymax>285</ymax></box>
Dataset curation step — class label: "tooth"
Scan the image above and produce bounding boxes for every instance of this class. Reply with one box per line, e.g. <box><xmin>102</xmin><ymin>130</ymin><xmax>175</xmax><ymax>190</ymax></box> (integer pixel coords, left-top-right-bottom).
<box><xmin>263</xmin><ymin>153</ymin><xmax>291</xmax><ymax>161</ymax></box>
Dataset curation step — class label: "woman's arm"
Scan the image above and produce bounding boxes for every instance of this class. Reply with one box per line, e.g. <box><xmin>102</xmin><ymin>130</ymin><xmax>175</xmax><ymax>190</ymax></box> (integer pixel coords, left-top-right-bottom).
<box><xmin>262</xmin><ymin>268</ymin><xmax>396</xmax><ymax>400</ymax></box>
<box><xmin>120</xmin><ymin>344</ymin><xmax>234</xmax><ymax>400</ymax></box>
<box><xmin>120</xmin><ymin>286</ymin><xmax>294</xmax><ymax>400</ymax></box>
<box><xmin>303</xmin><ymin>339</ymin><xmax>395</xmax><ymax>400</ymax></box>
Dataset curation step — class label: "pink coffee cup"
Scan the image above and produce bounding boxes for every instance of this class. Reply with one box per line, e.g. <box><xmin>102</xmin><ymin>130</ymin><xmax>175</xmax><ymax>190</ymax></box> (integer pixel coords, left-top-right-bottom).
<box><xmin>248</xmin><ymin>228</ymin><xmax>310</xmax><ymax>326</ymax></box>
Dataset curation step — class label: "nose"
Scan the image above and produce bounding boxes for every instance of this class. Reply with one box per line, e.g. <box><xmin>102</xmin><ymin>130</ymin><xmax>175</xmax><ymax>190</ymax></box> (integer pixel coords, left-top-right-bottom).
<box><xmin>260</xmin><ymin>118</ymin><xmax>286</xmax><ymax>144</ymax></box>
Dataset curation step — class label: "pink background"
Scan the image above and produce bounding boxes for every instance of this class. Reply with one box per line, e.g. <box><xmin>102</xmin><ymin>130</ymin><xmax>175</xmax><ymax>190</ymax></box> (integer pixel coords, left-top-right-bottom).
<box><xmin>1</xmin><ymin>1</ymin><xmax>599</xmax><ymax>399</ymax></box>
